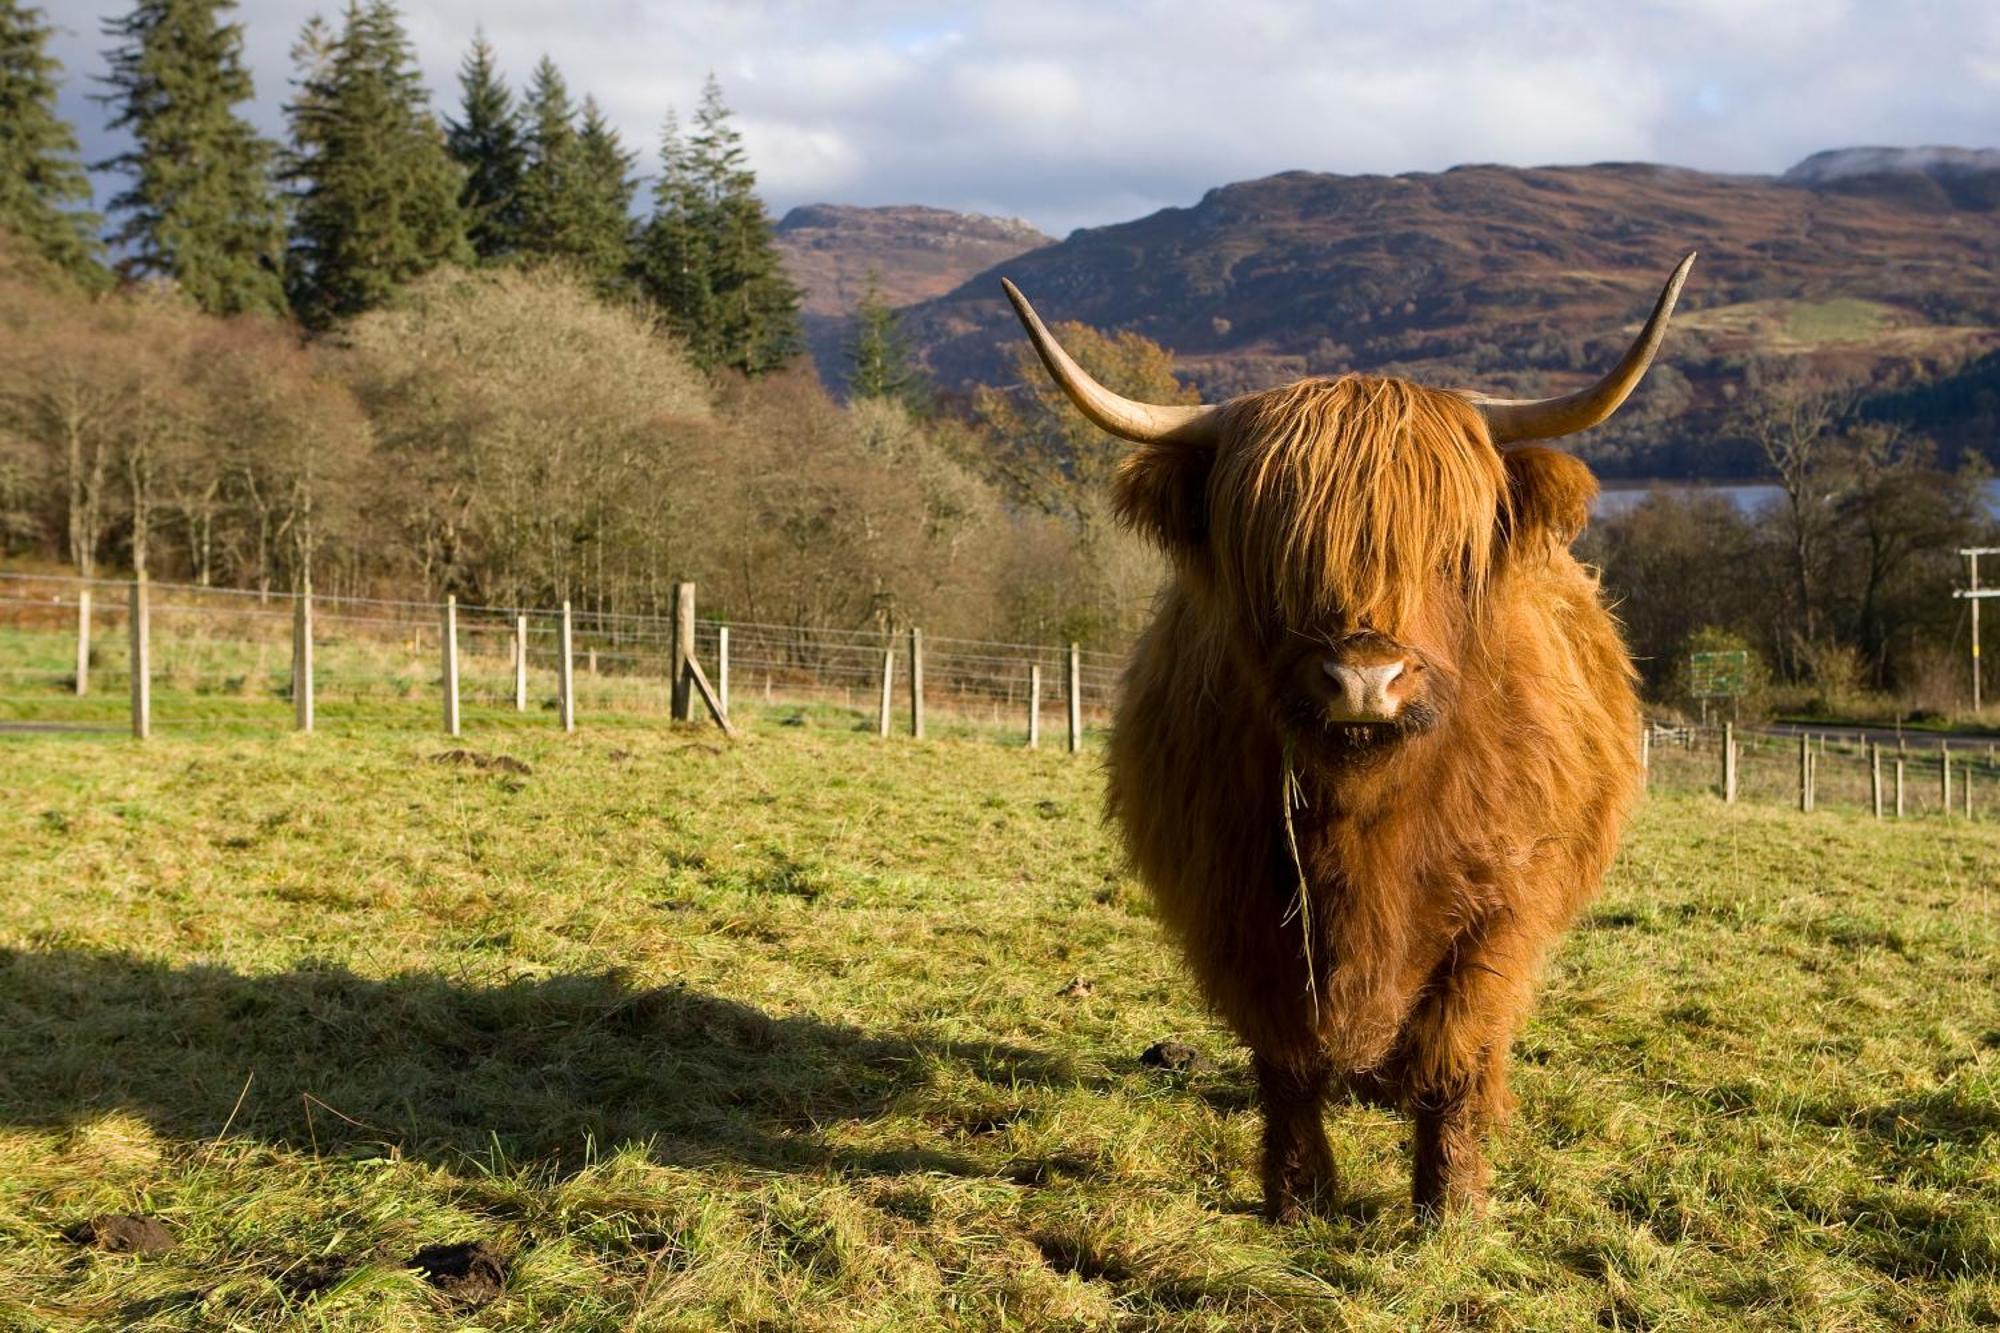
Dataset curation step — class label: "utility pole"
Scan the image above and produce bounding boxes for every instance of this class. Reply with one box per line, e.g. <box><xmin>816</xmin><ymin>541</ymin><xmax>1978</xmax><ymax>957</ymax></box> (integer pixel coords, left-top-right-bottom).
<box><xmin>1958</xmin><ymin>548</ymin><xmax>1999</xmax><ymax>713</ymax></box>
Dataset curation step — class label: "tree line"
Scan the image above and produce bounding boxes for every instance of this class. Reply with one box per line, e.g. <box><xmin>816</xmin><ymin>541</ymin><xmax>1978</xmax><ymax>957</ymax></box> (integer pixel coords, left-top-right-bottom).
<box><xmin>2</xmin><ymin>0</ymin><xmax>800</xmax><ymax>373</ymax></box>
<box><xmin>1584</xmin><ymin>368</ymin><xmax>1996</xmax><ymax>719</ymax></box>
<box><xmin>0</xmin><ymin>230</ymin><xmax>1162</xmax><ymax>645</ymax></box>
<box><xmin>0</xmin><ymin>0</ymin><xmax>1180</xmax><ymax>649</ymax></box>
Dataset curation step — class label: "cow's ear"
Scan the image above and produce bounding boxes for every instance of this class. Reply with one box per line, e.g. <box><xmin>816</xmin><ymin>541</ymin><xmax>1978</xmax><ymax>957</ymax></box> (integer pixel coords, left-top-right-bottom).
<box><xmin>1500</xmin><ymin>446</ymin><xmax>1596</xmax><ymax>555</ymax></box>
<box><xmin>1113</xmin><ymin>440</ymin><xmax>1215</xmax><ymax>553</ymax></box>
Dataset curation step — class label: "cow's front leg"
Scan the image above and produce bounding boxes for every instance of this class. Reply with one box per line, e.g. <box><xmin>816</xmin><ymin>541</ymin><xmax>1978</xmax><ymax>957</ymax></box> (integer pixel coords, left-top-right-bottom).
<box><xmin>1410</xmin><ymin>1062</ymin><xmax>1495</xmax><ymax>1220</ymax></box>
<box><xmin>1254</xmin><ymin>1050</ymin><xmax>1335</xmax><ymax>1223</ymax></box>
<box><xmin>1402</xmin><ymin>911</ymin><xmax>1540</xmax><ymax>1221</ymax></box>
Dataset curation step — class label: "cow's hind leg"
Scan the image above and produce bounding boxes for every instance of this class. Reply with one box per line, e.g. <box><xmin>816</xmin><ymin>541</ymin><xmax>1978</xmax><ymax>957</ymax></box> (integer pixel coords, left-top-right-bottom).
<box><xmin>1254</xmin><ymin>1051</ymin><xmax>1335</xmax><ymax>1223</ymax></box>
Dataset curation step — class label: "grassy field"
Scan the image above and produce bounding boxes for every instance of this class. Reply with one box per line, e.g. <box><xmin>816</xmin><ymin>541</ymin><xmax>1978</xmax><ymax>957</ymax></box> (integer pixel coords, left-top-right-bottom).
<box><xmin>3</xmin><ymin>711</ymin><xmax>1998</xmax><ymax>1331</ymax></box>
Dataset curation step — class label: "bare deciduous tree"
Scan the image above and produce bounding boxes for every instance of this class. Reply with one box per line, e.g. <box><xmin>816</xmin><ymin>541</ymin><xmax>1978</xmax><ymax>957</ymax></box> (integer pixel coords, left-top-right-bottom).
<box><xmin>1737</xmin><ymin>365</ymin><xmax>1854</xmax><ymax>665</ymax></box>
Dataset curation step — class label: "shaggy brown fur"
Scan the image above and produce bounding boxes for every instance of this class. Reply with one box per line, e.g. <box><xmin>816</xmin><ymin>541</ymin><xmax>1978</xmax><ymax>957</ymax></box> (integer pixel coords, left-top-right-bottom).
<box><xmin>1106</xmin><ymin>374</ymin><xmax>1639</xmax><ymax>1221</ymax></box>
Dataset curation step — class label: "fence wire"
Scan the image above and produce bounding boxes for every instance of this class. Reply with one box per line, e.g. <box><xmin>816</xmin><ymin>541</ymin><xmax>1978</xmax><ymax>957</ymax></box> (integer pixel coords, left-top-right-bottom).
<box><xmin>0</xmin><ymin>571</ymin><xmax>1119</xmax><ymax>740</ymax></box>
<box><xmin>5</xmin><ymin>569</ymin><xmax>1995</xmax><ymax>815</ymax></box>
<box><xmin>1643</xmin><ymin>720</ymin><xmax>1998</xmax><ymax>819</ymax></box>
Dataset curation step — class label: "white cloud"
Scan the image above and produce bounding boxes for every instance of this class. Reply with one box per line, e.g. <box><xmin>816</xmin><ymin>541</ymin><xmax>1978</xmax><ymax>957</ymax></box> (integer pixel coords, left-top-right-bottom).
<box><xmin>43</xmin><ymin>0</ymin><xmax>2000</xmax><ymax>238</ymax></box>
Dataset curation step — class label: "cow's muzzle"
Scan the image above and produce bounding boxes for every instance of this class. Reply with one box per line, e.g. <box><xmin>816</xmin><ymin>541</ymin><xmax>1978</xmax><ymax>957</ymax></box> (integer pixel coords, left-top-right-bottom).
<box><xmin>1321</xmin><ymin>659</ymin><xmax>1410</xmax><ymax>722</ymax></box>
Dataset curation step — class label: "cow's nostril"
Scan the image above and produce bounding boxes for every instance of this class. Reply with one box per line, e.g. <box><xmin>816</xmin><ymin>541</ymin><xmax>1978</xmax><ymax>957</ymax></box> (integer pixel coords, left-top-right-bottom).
<box><xmin>1321</xmin><ymin>659</ymin><xmax>1406</xmax><ymax>719</ymax></box>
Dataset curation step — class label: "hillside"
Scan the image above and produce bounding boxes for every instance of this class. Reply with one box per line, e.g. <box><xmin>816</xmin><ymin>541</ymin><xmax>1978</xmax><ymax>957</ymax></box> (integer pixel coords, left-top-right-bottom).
<box><xmin>772</xmin><ymin>204</ymin><xmax>1051</xmax><ymax>389</ymax></box>
<box><xmin>901</xmin><ymin>152</ymin><xmax>2000</xmax><ymax>477</ymax></box>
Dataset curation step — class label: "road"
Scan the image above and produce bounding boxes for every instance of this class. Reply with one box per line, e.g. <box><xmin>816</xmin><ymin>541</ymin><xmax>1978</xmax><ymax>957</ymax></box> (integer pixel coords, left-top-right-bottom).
<box><xmin>1758</xmin><ymin>719</ymin><xmax>1998</xmax><ymax>750</ymax></box>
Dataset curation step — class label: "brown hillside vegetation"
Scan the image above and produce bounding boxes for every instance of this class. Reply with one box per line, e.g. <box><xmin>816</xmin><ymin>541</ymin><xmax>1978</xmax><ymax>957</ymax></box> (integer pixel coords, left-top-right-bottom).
<box><xmin>902</xmin><ymin>158</ymin><xmax>2000</xmax><ymax>476</ymax></box>
<box><xmin>775</xmin><ymin>204</ymin><xmax>1052</xmax><ymax>390</ymax></box>
<box><xmin>775</xmin><ymin>204</ymin><xmax>1052</xmax><ymax>318</ymax></box>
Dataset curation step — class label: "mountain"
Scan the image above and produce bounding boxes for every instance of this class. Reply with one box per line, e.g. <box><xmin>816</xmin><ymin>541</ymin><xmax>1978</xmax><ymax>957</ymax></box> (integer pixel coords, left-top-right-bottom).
<box><xmin>772</xmin><ymin>204</ymin><xmax>1051</xmax><ymax>388</ymax></box>
<box><xmin>899</xmin><ymin>151</ymin><xmax>2000</xmax><ymax>477</ymax></box>
<box><xmin>775</xmin><ymin>204</ymin><xmax>1051</xmax><ymax>315</ymax></box>
<box><xmin>1782</xmin><ymin>146</ymin><xmax>2000</xmax><ymax>211</ymax></box>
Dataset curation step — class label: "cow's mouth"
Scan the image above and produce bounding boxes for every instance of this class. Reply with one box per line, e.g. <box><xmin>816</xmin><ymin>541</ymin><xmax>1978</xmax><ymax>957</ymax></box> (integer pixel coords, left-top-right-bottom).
<box><xmin>1278</xmin><ymin>696</ymin><xmax>1439</xmax><ymax>760</ymax></box>
<box><xmin>1328</xmin><ymin>699</ymin><xmax>1438</xmax><ymax>744</ymax></box>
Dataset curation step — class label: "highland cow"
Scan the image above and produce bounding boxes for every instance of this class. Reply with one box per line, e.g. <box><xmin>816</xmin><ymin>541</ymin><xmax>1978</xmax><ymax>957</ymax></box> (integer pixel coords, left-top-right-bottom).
<box><xmin>1001</xmin><ymin>255</ymin><xmax>1693</xmax><ymax>1221</ymax></box>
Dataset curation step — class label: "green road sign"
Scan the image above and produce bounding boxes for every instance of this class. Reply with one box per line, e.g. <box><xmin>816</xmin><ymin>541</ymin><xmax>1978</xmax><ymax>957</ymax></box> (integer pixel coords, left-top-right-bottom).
<box><xmin>1689</xmin><ymin>649</ymin><xmax>1749</xmax><ymax>699</ymax></box>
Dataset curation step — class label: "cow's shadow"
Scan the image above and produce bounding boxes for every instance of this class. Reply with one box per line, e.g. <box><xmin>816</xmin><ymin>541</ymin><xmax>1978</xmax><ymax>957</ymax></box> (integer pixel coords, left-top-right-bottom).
<box><xmin>0</xmin><ymin>947</ymin><xmax>1105</xmax><ymax>1181</ymax></box>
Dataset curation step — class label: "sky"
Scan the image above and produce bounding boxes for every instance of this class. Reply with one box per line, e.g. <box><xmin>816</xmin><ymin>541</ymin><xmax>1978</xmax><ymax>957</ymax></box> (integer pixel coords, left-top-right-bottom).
<box><xmin>43</xmin><ymin>0</ymin><xmax>2000</xmax><ymax>239</ymax></box>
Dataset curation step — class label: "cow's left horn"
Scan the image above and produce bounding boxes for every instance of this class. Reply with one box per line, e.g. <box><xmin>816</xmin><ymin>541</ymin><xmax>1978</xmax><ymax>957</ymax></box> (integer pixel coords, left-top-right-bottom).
<box><xmin>1467</xmin><ymin>253</ymin><xmax>1696</xmax><ymax>444</ymax></box>
<box><xmin>1001</xmin><ymin>279</ymin><xmax>1220</xmax><ymax>446</ymax></box>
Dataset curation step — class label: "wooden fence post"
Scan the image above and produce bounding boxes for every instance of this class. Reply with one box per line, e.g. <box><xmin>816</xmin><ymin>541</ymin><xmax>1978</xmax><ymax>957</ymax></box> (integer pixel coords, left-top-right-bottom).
<box><xmin>514</xmin><ymin>613</ymin><xmax>528</xmax><ymax>712</ymax></box>
<box><xmin>1638</xmin><ymin>721</ymin><xmax>1649</xmax><ymax>790</ymax></box>
<box><xmin>292</xmin><ymin>581</ymin><xmax>313</xmax><ymax>733</ymax></box>
<box><xmin>558</xmin><ymin>601</ymin><xmax>576</xmax><ymax>732</ymax></box>
<box><xmin>877</xmin><ymin>648</ymin><xmax>893</xmax><ymax>738</ymax></box>
<box><xmin>718</xmin><ymin>626</ymin><xmax>730</xmax><ymax>719</ymax></box>
<box><xmin>74</xmin><ymin>588</ymin><xmax>91</xmax><ymax>696</ymax></box>
<box><xmin>1721</xmin><ymin>722</ymin><xmax>1736</xmax><ymax>803</ymax></box>
<box><xmin>1894</xmin><ymin>758</ymin><xmax>1906</xmax><ymax>818</ymax></box>
<box><xmin>1965</xmin><ymin>768</ymin><xmax>1974</xmax><ymax>819</ymax></box>
<box><xmin>1028</xmin><ymin>664</ymin><xmax>1042</xmax><ymax>749</ymax></box>
<box><xmin>672</xmin><ymin>583</ymin><xmax>694</xmax><ymax>723</ymax></box>
<box><xmin>1940</xmin><ymin>742</ymin><xmax>1951</xmax><ymax>816</ymax></box>
<box><xmin>1871</xmin><ymin>744</ymin><xmax>1883</xmax><ymax>819</ymax></box>
<box><xmin>909</xmin><ymin>628</ymin><xmax>925</xmax><ymax>739</ymax></box>
<box><xmin>1067</xmin><ymin>642</ymin><xmax>1082</xmax><ymax>754</ymax></box>
<box><xmin>441</xmin><ymin>594</ymin><xmax>460</xmax><ymax>737</ymax></box>
<box><xmin>588</xmin><ymin>647</ymin><xmax>598</xmax><ymax>676</ymax></box>
<box><xmin>128</xmin><ymin>577</ymin><xmax>149</xmax><ymax>741</ymax></box>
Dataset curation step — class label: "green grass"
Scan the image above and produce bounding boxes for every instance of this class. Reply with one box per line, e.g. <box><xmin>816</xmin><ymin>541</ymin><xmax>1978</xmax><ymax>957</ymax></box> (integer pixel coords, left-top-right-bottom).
<box><xmin>3</xmin><ymin>711</ymin><xmax>1999</xmax><ymax>1330</ymax></box>
<box><xmin>1782</xmin><ymin>299</ymin><xmax>1891</xmax><ymax>346</ymax></box>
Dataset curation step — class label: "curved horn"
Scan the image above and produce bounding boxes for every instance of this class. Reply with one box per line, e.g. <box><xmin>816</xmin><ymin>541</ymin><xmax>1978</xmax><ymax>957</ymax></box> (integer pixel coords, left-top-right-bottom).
<box><xmin>1468</xmin><ymin>253</ymin><xmax>1696</xmax><ymax>444</ymax></box>
<box><xmin>1000</xmin><ymin>278</ymin><xmax>1220</xmax><ymax>446</ymax></box>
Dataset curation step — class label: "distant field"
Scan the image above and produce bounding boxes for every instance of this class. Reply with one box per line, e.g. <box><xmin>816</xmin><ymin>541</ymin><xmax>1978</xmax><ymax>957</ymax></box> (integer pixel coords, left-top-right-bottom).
<box><xmin>3</xmin><ymin>711</ymin><xmax>1998</xmax><ymax>1330</ymax></box>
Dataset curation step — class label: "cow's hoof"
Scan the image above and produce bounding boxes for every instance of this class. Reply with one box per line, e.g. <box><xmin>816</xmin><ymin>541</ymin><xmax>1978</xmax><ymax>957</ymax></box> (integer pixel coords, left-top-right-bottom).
<box><xmin>1412</xmin><ymin>1187</ymin><xmax>1488</xmax><ymax>1227</ymax></box>
<box><xmin>1264</xmin><ymin>1176</ymin><xmax>1338</xmax><ymax>1226</ymax></box>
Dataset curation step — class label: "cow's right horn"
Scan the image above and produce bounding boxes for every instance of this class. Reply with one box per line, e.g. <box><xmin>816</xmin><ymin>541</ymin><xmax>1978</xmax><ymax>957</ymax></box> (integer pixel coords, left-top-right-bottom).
<box><xmin>1001</xmin><ymin>279</ymin><xmax>1220</xmax><ymax>446</ymax></box>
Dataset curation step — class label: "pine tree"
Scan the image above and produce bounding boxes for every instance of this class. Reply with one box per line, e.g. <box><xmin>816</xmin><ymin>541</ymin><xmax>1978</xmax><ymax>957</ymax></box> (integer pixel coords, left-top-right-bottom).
<box><xmin>691</xmin><ymin>76</ymin><xmax>800</xmax><ymax>375</ymax></box>
<box><xmin>632</xmin><ymin>110</ymin><xmax>712</xmax><ymax>344</ymax></box>
<box><xmin>513</xmin><ymin>56</ymin><xmax>575</xmax><ymax>266</ymax></box>
<box><xmin>845</xmin><ymin>271</ymin><xmax>925</xmax><ymax>409</ymax></box>
<box><xmin>444</xmin><ymin>31</ymin><xmax>522</xmax><ymax>261</ymax></box>
<box><xmin>284</xmin><ymin>0</ymin><xmax>469</xmax><ymax>326</ymax></box>
<box><xmin>571</xmin><ymin>98</ymin><xmax>636</xmax><ymax>294</ymax></box>
<box><xmin>635</xmin><ymin>76</ymin><xmax>800</xmax><ymax>375</ymax></box>
<box><xmin>96</xmin><ymin>0</ymin><xmax>284</xmax><ymax>314</ymax></box>
<box><xmin>0</xmin><ymin>0</ymin><xmax>103</xmax><ymax>278</ymax></box>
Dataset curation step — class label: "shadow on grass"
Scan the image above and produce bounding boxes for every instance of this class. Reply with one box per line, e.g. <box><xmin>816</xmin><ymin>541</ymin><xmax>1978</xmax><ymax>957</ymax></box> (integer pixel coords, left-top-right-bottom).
<box><xmin>0</xmin><ymin>947</ymin><xmax>1101</xmax><ymax>1181</ymax></box>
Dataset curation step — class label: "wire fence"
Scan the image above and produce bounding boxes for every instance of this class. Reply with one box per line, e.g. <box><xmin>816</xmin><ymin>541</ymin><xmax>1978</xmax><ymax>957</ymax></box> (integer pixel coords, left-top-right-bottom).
<box><xmin>1644</xmin><ymin>720</ymin><xmax>1998</xmax><ymax>821</ymax></box>
<box><xmin>3</xmin><ymin>569</ymin><xmax>1994</xmax><ymax>818</ymax></box>
<box><xmin>0</xmin><ymin>570</ymin><xmax>1121</xmax><ymax>745</ymax></box>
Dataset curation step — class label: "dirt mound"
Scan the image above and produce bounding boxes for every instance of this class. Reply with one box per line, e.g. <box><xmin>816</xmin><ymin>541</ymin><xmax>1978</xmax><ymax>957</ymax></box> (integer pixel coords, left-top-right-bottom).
<box><xmin>67</xmin><ymin>1214</ymin><xmax>176</xmax><ymax>1255</ymax></box>
<box><xmin>429</xmin><ymin>749</ymin><xmax>532</xmax><ymax>776</ymax></box>
<box><xmin>1138</xmin><ymin>1040</ymin><xmax>1206</xmax><ymax>1072</ymax></box>
<box><xmin>406</xmin><ymin>1239</ymin><xmax>506</xmax><ymax>1306</ymax></box>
